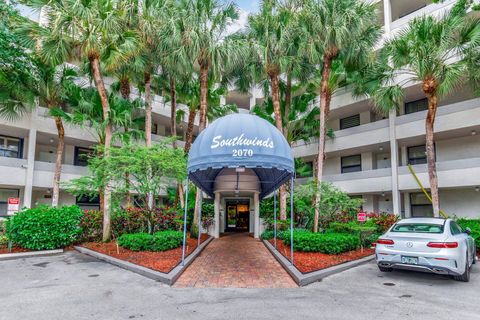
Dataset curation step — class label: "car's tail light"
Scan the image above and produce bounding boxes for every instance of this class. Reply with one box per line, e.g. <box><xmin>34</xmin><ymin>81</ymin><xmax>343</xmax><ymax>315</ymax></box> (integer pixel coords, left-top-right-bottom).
<box><xmin>427</xmin><ymin>242</ymin><xmax>458</xmax><ymax>248</ymax></box>
<box><xmin>377</xmin><ymin>239</ymin><xmax>394</xmax><ymax>245</ymax></box>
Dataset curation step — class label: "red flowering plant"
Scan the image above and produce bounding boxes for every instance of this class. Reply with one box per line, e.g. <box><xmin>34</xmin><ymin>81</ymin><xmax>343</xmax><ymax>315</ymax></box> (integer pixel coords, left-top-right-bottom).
<box><xmin>78</xmin><ymin>210</ymin><xmax>103</xmax><ymax>242</ymax></box>
<box><xmin>366</xmin><ymin>212</ymin><xmax>398</xmax><ymax>232</ymax></box>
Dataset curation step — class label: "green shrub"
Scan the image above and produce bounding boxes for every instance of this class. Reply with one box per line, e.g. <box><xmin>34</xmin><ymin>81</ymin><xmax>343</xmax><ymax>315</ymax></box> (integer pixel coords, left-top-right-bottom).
<box><xmin>0</xmin><ymin>234</ymin><xmax>8</xmax><ymax>247</ymax></box>
<box><xmin>283</xmin><ymin>231</ymin><xmax>360</xmax><ymax>254</ymax></box>
<box><xmin>6</xmin><ymin>205</ymin><xmax>83</xmax><ymax>250</ymax></box>
<box><xmin>457</xmin><ymin>218</ymin><xmax>480</xmax><ymax>248</ymax></box>
<box><xmin>79</xmin><ymin>210</ymin><xmax>103</xmax><ymax>242</ymax></box>
<box><xmin>261</xmin><ymin>230</ymin><xmax>274</xmax><ymax>240</ymax></box>
<box><xmin>117</xmin><ymin>230</ymin><xmax>183</xmax><ymax>252</ymax></box>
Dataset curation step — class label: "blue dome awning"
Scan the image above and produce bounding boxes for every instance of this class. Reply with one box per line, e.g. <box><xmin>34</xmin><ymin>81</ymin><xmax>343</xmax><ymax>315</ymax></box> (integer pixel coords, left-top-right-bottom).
<box><xmin>187</xmin><ymin>114</ymin><xmax>294</xmax><ymax>199</ymax></box>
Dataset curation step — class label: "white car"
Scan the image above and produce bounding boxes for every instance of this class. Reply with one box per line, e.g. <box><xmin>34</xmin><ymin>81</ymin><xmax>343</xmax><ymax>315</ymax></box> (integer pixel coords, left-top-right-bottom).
<box><xmin>375</xmin><ymin>218</ymin><xmax>476</xmax><ymax>282</ymax></box>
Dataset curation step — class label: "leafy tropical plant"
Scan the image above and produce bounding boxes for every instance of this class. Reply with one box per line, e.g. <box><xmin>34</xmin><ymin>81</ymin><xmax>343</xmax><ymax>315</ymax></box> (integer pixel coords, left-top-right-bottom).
<box><xmin>6</xmin><ymin>205</ymin><xmax>83</xmax><ymax>250</ymax></box>
<box><xmin>117</xmin><ymin>230</ymin><xmax>183</xmax><ymax>251</ymax></box>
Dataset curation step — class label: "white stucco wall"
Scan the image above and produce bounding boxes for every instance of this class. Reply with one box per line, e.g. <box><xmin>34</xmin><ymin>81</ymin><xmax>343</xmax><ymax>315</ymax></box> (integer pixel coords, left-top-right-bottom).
<box><xmin>439</xmin><ymin>189</ymin><xmax>480</xmax><ymax>218</ymax></box>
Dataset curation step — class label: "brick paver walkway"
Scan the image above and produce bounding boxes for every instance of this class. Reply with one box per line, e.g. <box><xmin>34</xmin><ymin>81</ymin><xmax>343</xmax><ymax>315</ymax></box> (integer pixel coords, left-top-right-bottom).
<box><xmin>174</xmin><ymin>233</ymin><xmax>297</xmax><ymax>288</ymax></box>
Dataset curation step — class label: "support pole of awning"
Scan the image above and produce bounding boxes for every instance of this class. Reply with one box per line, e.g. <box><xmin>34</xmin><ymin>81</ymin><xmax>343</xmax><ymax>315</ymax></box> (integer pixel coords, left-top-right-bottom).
<box><xmin>273</xmin><ymin>189</ymin><xmax>277</xmax><ymax>250</ymax></box>
<box><xmin>290</xmin><ymin>176</ymin><xmax>294</xmax><ymax>266</ymax></box>
<box><xmin>181</xmin><ymin>177</ymin><xmax>189</xmax><ymax>266</ymax></box>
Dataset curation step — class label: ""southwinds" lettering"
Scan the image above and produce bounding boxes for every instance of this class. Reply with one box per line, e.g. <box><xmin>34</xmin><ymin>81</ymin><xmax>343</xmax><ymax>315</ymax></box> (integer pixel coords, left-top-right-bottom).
<box><xmin>211</xmin><ymin>134</ymin><xmax>274</xmax><ymax>149</ymax></box>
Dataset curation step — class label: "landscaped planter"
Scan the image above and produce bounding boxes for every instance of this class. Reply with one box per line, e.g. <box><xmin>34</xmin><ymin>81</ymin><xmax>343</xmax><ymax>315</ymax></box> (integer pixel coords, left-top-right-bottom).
<box><xmin>270</xmin><ymin>238</ymin><xmax>374</xmax><ymax>273</ymax></box>
<box><xmin>76</xmin><ymin>234</ymin><xmax>213</xmax><ymax>285</ymax></box>
<box><xmin>263</xmin><ymin>240</ymin><xmax>375</xmax><ymax>286</ymax></box>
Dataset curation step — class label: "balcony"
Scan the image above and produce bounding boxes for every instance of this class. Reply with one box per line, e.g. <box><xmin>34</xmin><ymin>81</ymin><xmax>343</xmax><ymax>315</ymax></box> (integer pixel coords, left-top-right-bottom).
<box><xmin>0</xmin><ymin>157</ymin><xmax>27</xmax><ymax>186</ymax></box>
<box><xmin>398</xmin><ymin>157</ymin><xmax>480</xmax><ymax>190</ymax></box>
<box><xmin>314</xmin><ymin>157</ymin><xmax>480</xmax><ymax>194</ymax></box>
<box><xmin>293</xmin><ymin>119</ymin><xmax>390</xmax><ymax>158</ymax></box>
<box><xmin>395</xmin><ymin>98</ymin><xmax>480</xmax><ymax>140</ymax></box>
<box><xmin>32</xmin><ymin>161</ymin><xmax>88</xmax><ymax>188</ymax></box>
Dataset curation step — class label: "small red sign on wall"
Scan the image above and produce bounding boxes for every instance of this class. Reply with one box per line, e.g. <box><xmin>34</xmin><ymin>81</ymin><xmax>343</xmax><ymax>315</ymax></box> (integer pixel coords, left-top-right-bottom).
<box><xmin>7</xmin><ymin>197</ymin><xmax>20</xmax><ymax>215</ymax></box>
<box><xmin>357</xmin><ymin>212</ymin><xmax>366</xmax><ymax>222</ymax></box>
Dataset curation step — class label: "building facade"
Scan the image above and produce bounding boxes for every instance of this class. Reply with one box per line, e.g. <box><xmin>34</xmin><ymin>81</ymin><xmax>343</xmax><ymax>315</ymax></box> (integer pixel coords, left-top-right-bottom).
<box><xmin>1</xmin><ymin>0</ymin><xmax>479</xmax><ymax>220</ymax></box>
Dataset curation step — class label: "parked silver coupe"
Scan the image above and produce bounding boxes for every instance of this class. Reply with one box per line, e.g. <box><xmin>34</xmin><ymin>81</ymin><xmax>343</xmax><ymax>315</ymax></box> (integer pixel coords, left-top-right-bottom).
<box><xmin>375</xmin><ymin>218</ymin><xmax>476</xmax><ymax>282</ymax></box>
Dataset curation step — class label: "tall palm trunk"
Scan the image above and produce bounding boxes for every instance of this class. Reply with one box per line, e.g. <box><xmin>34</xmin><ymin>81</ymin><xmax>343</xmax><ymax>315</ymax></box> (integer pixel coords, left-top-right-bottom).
<box><xmin>89</xmin><ymin>55</ymin><xmax>113</xmax><ymax>242</ymax></box>
<box><xmin>144</xmin><ymin>71</ymin><xmax>153</xmax><ymax>147</ymax></box>
<box><xmin>193</xmin><ymin>62</ymin><xmax>210</xmax><ymax>231</ymax></box>
<box><xmin>280</xmin><ymin>74</ymin><xmax>292</xmax><ymax>221</ymax></box>
<box><xmin>423</xmin><ymin>79</ymin><xmax>440</xmax><ymax>217</ymax></box>
<box><xmin>144</xmin><ymin>71</ymin><xmax>154</xmax><ymax>210</ymax></box>
<box><xmin>269</xmin><ymin>71</ymin><xmax>287</xmax><ymax>220</ymax></box>
<box><xmin>184</xmin><ymin>107</ymin><xmax>197</xmax><ymax>154</ymax></box>
<box><xmin>170</xmin><ymin>76</ymin><xmax>177</xmax><ymax>148</ymax></box>
<box><xmin>120</xmin><ymin>77</ymin><xmax>132</xmax><ymax>207</ymax></box>
<box><xmin>51</xmin><ymin>115</ymin><xmax>65</xmax><ymax>207</ymax></box>
<box><xmin>313</xmin><ymin>52</ymin><xmax>335</xmax><ymax>233</ymax></box>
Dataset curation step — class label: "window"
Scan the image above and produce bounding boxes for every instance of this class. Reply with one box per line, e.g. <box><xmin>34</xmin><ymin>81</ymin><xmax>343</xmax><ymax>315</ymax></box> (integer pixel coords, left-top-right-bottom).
<box><xmin>341</xmin><ymin>155</ymin><xmax>361</xmax><ymax>173</ymax></box>
<box><xmin>340</xmin><ymin>114</ymin><xmax>360</xmax><ymax>130</ymax></box>
<box><xmin>74</xmin><ymin>147</ymin><xmax>94</xmax><ymax>167</ymax></box>
<box><xmin>410</xmin><ymin>193</ymin><xmax>433</xmax><ymax>217</ymax></box>
<box><xmin>0</xmin><ymin>188</ymin><xmax>20</xmax><ymax>216</ymax></box>
<box><xmin>405</xmin><ymin>98</ymin><xmax>428</xmax><ymax>114</ymax></box>
<box><xmin>76</xmin><ymin>195</ymin><xmax>100</xmax><ymax>211</ymax></box>
<box><xmin>450</xmin><ymin>222</ymin><xmax>463</xmax><ymax>235</ymax></box>
<box><xmin>392</xmin><ymin>223</ymin><xmax>444</xmax><ymax>234</ymax></box>
<box><xmin>407</xmin><ymin>145</ymin><xmax>427</xmax><ymax>165</ymax></box>
<box><xmin>0</xmin><ymin>135</ymin><xmax>23</xmax><ymax>159</ymax></box>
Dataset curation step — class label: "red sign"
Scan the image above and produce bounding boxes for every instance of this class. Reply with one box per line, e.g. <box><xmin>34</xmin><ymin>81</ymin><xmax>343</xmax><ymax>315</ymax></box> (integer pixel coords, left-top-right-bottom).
<box><xmin>8</xmin><ymin>198</ymin><xmax>20</xmax><ymax>205</ymax></box>
<box><xmin>7</xmin><ymin>198</ymin><xmax>20</xmax><ymax>215</ymax></box>
<box><xmin>357</xmin><ymin>212</ymin><xmax>367</xmax><ymax>222</ymax></box>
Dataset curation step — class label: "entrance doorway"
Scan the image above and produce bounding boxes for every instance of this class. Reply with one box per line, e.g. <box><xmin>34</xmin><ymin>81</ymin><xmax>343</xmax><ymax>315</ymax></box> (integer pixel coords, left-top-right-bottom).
<box><xmin>225</xmin><ymin>200</ymin><xmax>250</xmax><ymax>232</ymax></box>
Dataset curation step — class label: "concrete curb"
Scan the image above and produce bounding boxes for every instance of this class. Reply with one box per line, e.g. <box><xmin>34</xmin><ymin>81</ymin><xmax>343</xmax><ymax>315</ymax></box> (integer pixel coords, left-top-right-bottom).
<box><xmin>263</xmin><ymin>240</ymin><xmax>375</xmax><ymax>286</ymax></box>
<box><xmin>75</xmin><ymin>236</ymin><xmax>213</xmax><ymax>285</ymax></box>
<box><xmin>0</xmin><ymin>249</ymin><xmax>63</xmax><ymax>261</ymax></box>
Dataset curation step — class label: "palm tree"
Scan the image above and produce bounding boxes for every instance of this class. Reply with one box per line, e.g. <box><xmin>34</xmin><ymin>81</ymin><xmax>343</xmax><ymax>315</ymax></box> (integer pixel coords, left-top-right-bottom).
<box><xmin>245</xmin><ymin>0</ymin><xmax>300</xmax><ymax>219</ymax></box>
<box><xmin>178</xmin><ymin>0</ymin><xmax>244</xmax><ymax>230</ymax></box>
<box><xmin>0</xmin><ymin>2</ymin><xmax>37</xmax><ymax>120</ymax></box>
<box><xmin>356</xmin><ymin>4</ymin><xmax>480</xmax><ymax>217</ymax></box>
<box><xmin>24</xmin><ymin>0</ymin><xmax>136</xmax><ymax>241</ymax></box>
<box><xmin>300</xmin><ymin>0</ymin><xmax>380</xmax><ymax>232</ymax></box>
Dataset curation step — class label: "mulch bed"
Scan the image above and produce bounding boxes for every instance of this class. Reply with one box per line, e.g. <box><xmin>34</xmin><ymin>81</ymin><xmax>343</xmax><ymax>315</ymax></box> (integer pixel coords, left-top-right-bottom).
<box><xmin>81</xmin><ymin>234</ymin><xmax>210</xmax><ymax>274</ymax></box>
<box><xmin>269</xmin><ymin>239</ymin><xmax>374</xmax><ymax>274</ymax></box>
<box><xmin>0</xmin><ymin>246</ymin><xmax>31</xmax><ymax>254</ymax></box>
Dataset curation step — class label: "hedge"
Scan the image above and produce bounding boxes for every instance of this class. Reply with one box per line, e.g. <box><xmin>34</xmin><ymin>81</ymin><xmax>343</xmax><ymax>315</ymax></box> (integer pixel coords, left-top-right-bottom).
<box><xmin>5</xmin><ymin>205</ymin><xmax>83</xmax><ymax>250</ymax></box>
<box><xmin>457</xmin><ymin>219</ymin><xmax>480</xmax><ymax>248</ymax></box>
<box><xmin>117</xmin><ymin>230</ymin><xmax>183</xmax><ymax>252</ymax></box>
<box><xmin>283</xmin><ymin>231</ymin><xmax>360</xmax><ymax>254</ymax></box>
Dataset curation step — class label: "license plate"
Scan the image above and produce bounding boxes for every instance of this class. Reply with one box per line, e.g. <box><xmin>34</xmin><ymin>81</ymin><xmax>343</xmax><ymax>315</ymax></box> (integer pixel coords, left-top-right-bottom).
<box><xmin>401</xmin><ymin>256</ymin><xmax>418</xmax><ymax>265</ymax></box>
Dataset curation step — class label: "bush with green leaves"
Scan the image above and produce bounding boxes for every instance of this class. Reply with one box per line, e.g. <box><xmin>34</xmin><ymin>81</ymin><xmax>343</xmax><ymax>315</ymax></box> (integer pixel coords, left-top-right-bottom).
<box><xmin>457</xmin><ymin>218</ymin><xmax>480</xmax><ymax>248</ymax></box>
<box><xmin>117</xmin><ymin>231</ymin><xmax>183</xmax><ymax>252</ymax></box>
<box><xmin>6</xmin><ymin>205</ymin><xmax>83</xmax><ymax>250</ymax></box>
<box><xmin>0</xmin><ymin>234</ymin><xmax>8</xmax><ymax>247</ymax></box>
<box><xmin>283</xmin><ymin>230</ymin><xmax>360</xmax><ymax>254</ymax></box>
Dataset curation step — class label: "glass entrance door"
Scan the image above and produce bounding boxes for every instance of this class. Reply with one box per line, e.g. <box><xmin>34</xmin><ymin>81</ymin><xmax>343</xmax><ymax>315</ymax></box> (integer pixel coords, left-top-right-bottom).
<box><xmin>225</xmin><ymin>200</ymin><xmax>250</xmax><ymax>232</ymax></box>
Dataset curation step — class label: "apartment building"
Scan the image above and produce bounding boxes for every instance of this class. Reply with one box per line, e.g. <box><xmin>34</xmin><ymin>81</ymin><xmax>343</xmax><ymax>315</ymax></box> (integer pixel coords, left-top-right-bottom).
<box><xmin>1</xmin><ymin>0</ymin><xmax>479</xmax><ymax>219</ymax></box>
<box><xmin>293</xmin><ymin>0</ymin><xmax>480</xmax><ymax>218</ymax></box>
<box><xmin>0</xmin><ymin>84</ymin><xmax>198</xmax><ymax>215</ymax></box>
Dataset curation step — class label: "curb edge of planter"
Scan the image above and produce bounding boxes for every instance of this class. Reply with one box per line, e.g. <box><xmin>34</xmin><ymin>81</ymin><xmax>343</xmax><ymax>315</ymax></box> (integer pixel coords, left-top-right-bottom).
<box><xmin>263</xmin><ymin>240</ymin><xmax>375</xmax><ymax>286</ymax></box>
<box><xmin>0</xmin><ymin>249</ymin><xmax>64</xmax><ymax>261</ymax></box>
<box><xmin>75</xmin><ymin>236</ymin><xmax>213</xmax><ymax>286</ymax></box>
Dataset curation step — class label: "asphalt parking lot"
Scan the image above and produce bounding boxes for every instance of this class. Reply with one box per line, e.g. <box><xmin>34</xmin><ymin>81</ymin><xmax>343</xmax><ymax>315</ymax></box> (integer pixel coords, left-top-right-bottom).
<box><xmin>0</xmin><ymin>251</ymin><xmax>478</xmax><ymax>320</ymax></box>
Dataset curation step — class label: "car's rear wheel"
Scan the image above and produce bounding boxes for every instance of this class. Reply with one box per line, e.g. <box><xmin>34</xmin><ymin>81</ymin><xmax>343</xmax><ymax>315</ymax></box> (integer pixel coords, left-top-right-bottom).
<box><xmin>378</xmin><ymin>265</ymin><xmax>393</xmax><ymax>272</ymax></box>
<box><xmin>454</xmin><ymin>255</ymin><xmax>471</xmax><ymax>282</ymax></box>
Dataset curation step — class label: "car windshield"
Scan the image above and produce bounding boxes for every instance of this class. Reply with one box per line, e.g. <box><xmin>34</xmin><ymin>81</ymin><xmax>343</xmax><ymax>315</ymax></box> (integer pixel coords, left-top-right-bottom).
<box><xmin>391</xmin><ymin>223</ymin><xmax>444</xmax><ymax>234</ymax></box>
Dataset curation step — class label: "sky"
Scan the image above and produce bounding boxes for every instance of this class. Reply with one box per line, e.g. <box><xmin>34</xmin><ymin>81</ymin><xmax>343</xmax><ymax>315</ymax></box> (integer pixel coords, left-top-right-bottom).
<box><xmin>234</xmin><ymin>0</ymin><xmax>260</xmax><ymax>13</ymax></box>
